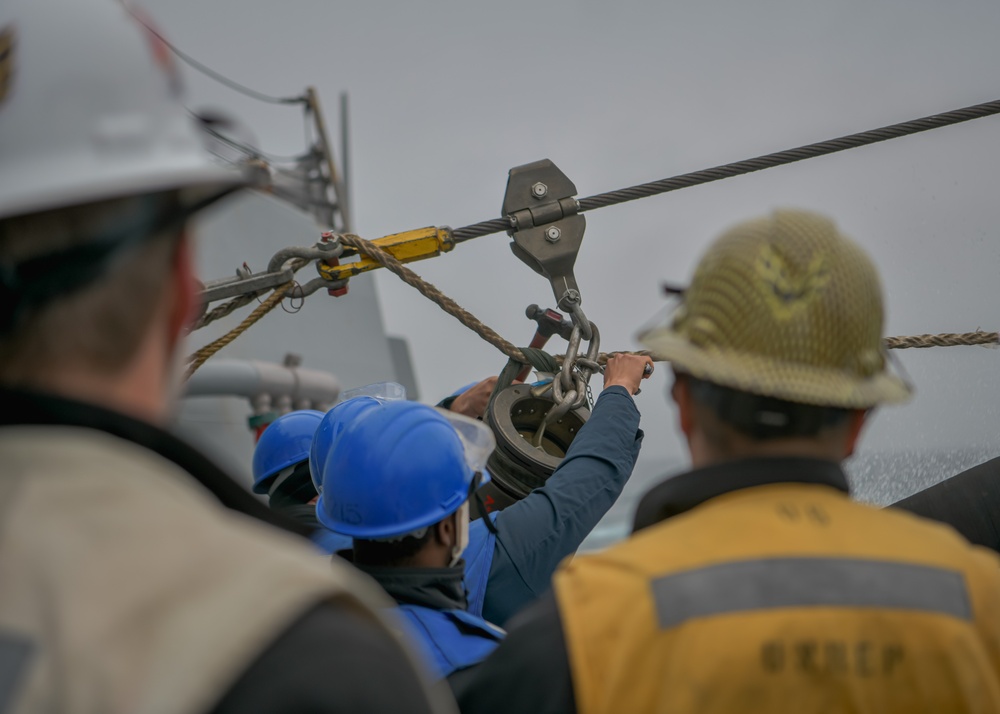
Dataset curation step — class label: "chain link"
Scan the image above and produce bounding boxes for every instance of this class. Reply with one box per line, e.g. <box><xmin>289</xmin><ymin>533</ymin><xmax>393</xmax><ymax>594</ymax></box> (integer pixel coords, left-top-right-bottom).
<box><xmin>532</xmin><ymin>323</ymin><xmax>601</xmax><ymax>447</ymax></box>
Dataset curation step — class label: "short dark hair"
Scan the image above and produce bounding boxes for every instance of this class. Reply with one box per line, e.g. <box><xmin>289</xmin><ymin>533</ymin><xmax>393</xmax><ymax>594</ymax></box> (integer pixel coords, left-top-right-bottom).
<box><xmin>353</xmin><ymin>530</ymin><xmax>435</xmax><ymax>568</ymax></box>
<box><xmin>681</xmin><ymin>373</ymin><xmax>851</xmax><ymax>441</ymax></box>
<box><xmin>0</xmin><ymin>193</ymin><xmax>184</xmax><ymax>381</ymax></box>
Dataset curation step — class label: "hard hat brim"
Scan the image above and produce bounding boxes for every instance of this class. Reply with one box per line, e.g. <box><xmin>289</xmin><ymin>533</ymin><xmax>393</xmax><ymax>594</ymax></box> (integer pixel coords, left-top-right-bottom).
<box><xmin>641</xmin><ymin>326</ymin><xmax>913</xmax><ymax>410</ymax></box>
<box><xmin>0</xmin><ymin>160</ymin><xmax>247</xmax><ymax>222</ymax></box>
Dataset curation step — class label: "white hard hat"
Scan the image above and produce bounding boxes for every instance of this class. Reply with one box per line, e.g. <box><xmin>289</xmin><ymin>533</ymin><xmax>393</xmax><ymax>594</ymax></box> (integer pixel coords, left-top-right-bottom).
<box><xmin>0</xmin><ymin>0</ymin><xmax>245</xmax><ymax>221</ymax></box>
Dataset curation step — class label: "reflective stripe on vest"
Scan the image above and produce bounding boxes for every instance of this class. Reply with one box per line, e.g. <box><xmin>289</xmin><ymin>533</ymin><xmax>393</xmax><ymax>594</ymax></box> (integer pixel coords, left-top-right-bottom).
<box><xmin>652</xmin><ymin>557</ymin><xmax>972</xmax><ymax>629</ymax></box>
<box><xmin>397</xmin><ymin>605</ymin><xmax>504</xmax><ymax>679</ymax></box>
<box><xmin>555</xmin><ymin>484</ymin><xmax>1000</xmax><ymax>714</ymax></box>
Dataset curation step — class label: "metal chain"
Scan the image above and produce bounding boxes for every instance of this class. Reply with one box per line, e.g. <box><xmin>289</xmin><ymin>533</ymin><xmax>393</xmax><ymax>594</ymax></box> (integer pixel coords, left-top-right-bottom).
<box><xmin>452</xmin><ymin>98</ymin><xmax>1000</xmax><ymax>243</ymax></box>
<box><xmin>533</xmin><ymin>323</ymin><xmax>602</xmax><ymax>447</ymax></box>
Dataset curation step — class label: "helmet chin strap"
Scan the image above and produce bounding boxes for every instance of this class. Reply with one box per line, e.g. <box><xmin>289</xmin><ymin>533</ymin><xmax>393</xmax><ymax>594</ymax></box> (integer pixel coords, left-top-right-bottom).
<box><xmin>449</xmin><ymin>501</ymin><xmax>471</xmax><ymax>567</ymax></box>
<box><xmin>275</xmin><ymin>503</ymin><xmax>320</xmax><ymax>528</ymax></box>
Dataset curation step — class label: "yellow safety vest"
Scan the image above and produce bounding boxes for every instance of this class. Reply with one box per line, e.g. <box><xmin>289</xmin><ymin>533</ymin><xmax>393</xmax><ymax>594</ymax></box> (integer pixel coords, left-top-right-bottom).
<box><xmin>555</xmin><ymin>482</ymin><xmax>1000</xmax><ymax>714</ymax></box>
<box><xmin>0</xmin><ymin>426</ymin><xmax>426</xmax><ymax>714</ymax></box>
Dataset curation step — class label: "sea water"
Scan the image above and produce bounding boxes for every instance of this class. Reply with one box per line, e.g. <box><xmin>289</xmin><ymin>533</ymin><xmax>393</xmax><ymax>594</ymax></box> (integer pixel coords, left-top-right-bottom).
<box><xmin>580</xmin><ymin>446</ymin><xmax>1000</xmax><ymax>551</ymax></box>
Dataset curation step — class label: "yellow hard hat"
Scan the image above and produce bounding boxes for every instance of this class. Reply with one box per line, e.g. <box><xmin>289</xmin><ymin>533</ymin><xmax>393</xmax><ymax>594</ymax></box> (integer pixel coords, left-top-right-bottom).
<box><xmin>639</xmin><ymin>209</ymin><xmax>912</xmax><ymax>409</ymax></box>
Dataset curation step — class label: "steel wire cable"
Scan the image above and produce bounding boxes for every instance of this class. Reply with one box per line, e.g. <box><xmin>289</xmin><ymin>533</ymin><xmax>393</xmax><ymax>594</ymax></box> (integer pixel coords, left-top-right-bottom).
<box><xmin>452</xmin><ymin>98</ymin><xmax>1000</xmax><ymax>243</ymax></box>
<box><xmin>187</xmin><ymin>97</ymin><xmax>1000</xmax><ymax>372</ymax></box>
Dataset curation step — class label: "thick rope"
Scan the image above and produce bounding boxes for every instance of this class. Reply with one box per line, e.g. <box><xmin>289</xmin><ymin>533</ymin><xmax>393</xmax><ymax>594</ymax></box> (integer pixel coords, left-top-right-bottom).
<box><xmin>337</xmin><ymin>233</ymin><xmax>528</xmax><ymax>364</ymax></box>
<box><xmin>192</xmin><ymin>258</ymin><xmax>311</xmax><ymax>332</ymax></box>
<box><xmin>185</xmin><ymin>283</ymin><xmax>296</xmax><ymax>379</ymax></box>
<box><xmin>885</xmin><ymin>331</ymin><xmax>999</xmax><ymax>350</ymax></box>
<box><xmin>452</xmin><ymin>98</ymin><xmax>1000</xmax><ymax>243</ymax></box>
<box><xmin>581</xmin><ymin>332</ymin><xmax>1000</xmax><ymax>365</ymax></box>
<box><xmin>192</xmin><ymin>293</ymin><xmax>256</xmax><ymax>331</ymax></box>
<box><xmin>184</xmin><ymin>241</ymin><xmax>1000</xmax><ymax>376</ymax></box>
<box><xmin>337</xmin><ymin>234</ymin><xmax>999</xmax><ymax>369</ymax></box>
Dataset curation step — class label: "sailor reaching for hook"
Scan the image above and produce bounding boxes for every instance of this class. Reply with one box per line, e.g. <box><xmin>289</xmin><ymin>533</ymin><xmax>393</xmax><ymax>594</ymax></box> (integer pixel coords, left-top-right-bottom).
<box><xmin>303</xmin><ymin>354</ymin><xmax>650</xmax><ymax>692</ymax></box>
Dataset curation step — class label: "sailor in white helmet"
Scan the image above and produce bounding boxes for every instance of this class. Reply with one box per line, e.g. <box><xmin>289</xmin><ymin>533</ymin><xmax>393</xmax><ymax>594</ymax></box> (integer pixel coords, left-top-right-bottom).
<box><xmin>0</xmin><ymin>1</ymin><xmax>452</xmax><ymax>713</ymax></box>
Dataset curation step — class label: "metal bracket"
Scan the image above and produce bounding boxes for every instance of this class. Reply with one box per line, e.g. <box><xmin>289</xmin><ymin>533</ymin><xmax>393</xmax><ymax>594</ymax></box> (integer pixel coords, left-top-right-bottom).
<box><xmin>201</xmin><ymin>268</ymin><xmax>294</xmax><ymax>303</ymax></box>
<box><xmin>199</xmin><ymin>237</ymin><xmax>346</xmax><ymax>304</ymax></box>
<box><xmin>502</xmin><ymin>159</ymin><xmax>586</xmax><ymax>320</ymax></box>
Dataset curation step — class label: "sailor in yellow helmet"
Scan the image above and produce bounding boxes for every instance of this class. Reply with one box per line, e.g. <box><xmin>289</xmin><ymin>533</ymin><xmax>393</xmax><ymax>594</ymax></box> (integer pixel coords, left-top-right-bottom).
<box><xmin>457</xmin><ymin>209</ymin><xmax>1000</xmax><ymax>714</ymax></box>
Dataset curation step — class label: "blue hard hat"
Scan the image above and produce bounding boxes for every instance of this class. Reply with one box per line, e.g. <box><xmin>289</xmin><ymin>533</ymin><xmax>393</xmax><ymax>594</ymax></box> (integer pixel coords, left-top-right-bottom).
<box><xmin>251</xmin><ymin>410</ymin><xmax>324</xmax><ymax>494</ymax></box>
<box><xmin>309</xmin><ymin>396</ymin><xmax>384</xmax><ymax>494</ymax></box>
<box><xmin>316</xmin><ymin>401</ymin><xmax>495</xmax><ymax>539</ymax></box>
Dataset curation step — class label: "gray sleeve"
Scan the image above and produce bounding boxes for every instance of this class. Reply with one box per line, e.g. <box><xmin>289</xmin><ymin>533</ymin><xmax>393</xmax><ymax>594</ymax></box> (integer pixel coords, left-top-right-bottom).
<box><xmin>211</xmin><ymin>604</ymin><xmax>450</xmax><ymax>714</ymax></box>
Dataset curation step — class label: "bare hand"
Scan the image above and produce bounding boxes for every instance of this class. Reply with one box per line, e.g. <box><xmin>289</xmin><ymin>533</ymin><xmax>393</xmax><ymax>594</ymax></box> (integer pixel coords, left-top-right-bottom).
<box><xmin>603</xmin><ymin>354</ymin><xmax>654</xmax><ymax>396</ymax></box>
<box><xmin>449</xmin><ymin>376</ymin><xmax>499</xmax><ymax>418</ymax></box>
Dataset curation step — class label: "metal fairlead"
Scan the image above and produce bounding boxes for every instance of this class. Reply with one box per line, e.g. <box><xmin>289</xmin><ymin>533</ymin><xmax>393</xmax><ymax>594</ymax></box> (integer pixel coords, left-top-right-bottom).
<box><xmin>502</xmin><ymin>159</ymin><xmax>592</xmax><ymax>340</ymax></box>
<box><xmin>481</xmin><ymin>382</ymin><xmax>591</xmax><ymax>511</ymax></box>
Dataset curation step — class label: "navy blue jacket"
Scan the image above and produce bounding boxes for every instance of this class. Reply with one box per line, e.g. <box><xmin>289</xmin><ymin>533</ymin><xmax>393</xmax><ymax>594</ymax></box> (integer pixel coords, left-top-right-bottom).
<box><xmin>483</xmin><ymin>385</ymin><xmax>643</xmax><ymax>625</ymax></box>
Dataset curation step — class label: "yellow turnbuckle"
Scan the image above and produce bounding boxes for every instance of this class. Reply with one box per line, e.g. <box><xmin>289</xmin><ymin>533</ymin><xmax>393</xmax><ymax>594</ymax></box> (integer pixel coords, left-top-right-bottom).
<box><xmin>317</xmin><ymin>227</ymin><xmax>454</xmax><ymax>281</ymax></box>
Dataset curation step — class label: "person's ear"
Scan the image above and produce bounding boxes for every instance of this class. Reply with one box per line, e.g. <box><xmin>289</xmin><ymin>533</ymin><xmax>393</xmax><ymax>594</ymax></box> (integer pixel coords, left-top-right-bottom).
<box><xmin>167</xmin><ymin>230</ymin><xmax>198</xmax><ymax>346</ymax></box>
<box><xmin>843</xmin><ymin>409</ymin><xmax>869</xmax><ymax>458</ymax></box>
<box><xmin>434</xmin><ymin>515</ymin><xmax>455</xmax><ymax>547</ymax></box>
<box><xmin>672</xmin><ymin>376</ymin><xmax>696</xmax><ymax>440</ymax></box>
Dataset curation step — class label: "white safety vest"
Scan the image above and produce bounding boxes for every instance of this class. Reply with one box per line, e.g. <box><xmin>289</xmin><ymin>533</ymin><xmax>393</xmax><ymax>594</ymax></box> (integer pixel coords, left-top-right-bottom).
<box><xmin>0</xmin><ymin>426</ymin><xmax>413</xmax><ymax>714</ymax></box>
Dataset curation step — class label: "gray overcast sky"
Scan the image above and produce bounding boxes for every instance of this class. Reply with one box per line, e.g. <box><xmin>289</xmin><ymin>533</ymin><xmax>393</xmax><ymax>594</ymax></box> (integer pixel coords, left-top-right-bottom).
<box><xmin>152</xmin><ymin>0</ymin><xmax>1000</xmax><ymax>472</ymax></box>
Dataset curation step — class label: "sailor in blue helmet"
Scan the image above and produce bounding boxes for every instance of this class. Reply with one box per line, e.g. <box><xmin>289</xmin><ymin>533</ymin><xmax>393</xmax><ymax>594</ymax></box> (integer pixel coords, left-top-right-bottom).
<box><xmin>317</xmin><ymin>354</ymin><xmax>653</xmax><ymax>690</ymax></box>
<box><xmin>251</xmin><ymin>383</ymin><xmax>408</xmax><ymax>554</ymax></box>
<box><xmin>251</xmin><ymin>409</ymin><xmax>347</xmax><ymax>552</ymax></box>
<box><xmin>252</xmin><ymin>409</ymin><xmax>323</xmax><ymax>514</ymax></box>
<box><xmin>306</xmin><ymin>395</ymin><xmax>390</xmax><ymax>552</ymax></box>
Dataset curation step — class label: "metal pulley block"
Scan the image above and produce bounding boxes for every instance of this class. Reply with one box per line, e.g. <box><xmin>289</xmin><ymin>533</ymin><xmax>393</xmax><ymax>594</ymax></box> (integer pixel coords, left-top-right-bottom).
<box><xmin>476</xmin><ymin>383</ymin><xmax>590</xmax><ymax>516</ymax></box>
<box><xmin>502</xmin><ymin>159</ymin><xmax>590</xmax><ymax>335</ymax></box>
